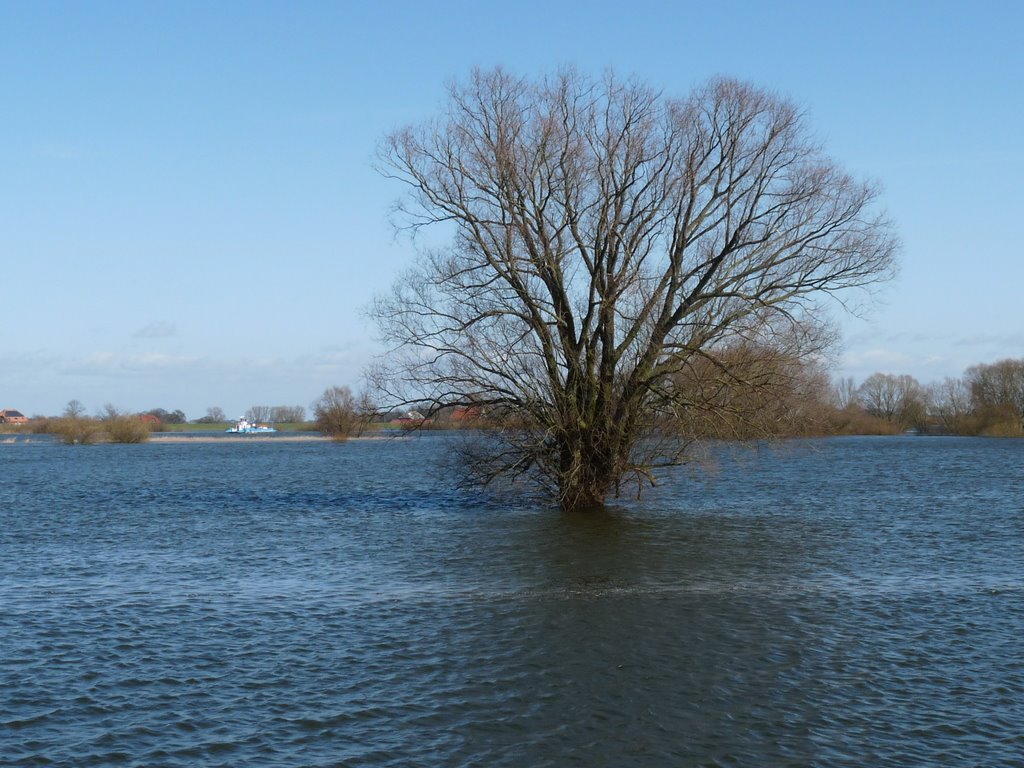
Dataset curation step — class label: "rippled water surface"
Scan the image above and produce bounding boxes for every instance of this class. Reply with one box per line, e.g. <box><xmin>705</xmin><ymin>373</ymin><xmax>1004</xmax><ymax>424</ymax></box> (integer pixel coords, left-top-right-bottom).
<box><xmin>2</xmin><ymin>434</ymin><xmax>1022</xmax><ymax>766</ymax></box>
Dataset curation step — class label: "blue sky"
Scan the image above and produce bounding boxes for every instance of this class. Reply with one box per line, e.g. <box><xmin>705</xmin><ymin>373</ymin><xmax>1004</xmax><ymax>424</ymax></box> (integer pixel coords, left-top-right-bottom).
<box><xmin>1</xmin><ymin>0</ymin><xmax>1022</xmax><ymax>418</ymax></box>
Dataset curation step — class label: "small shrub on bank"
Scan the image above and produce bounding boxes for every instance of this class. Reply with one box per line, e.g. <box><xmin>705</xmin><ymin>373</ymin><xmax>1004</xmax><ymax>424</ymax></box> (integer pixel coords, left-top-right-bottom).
<box><xmin>830</xmin><ymin>407</ymin><xmax>902</xmax><ymax>436</ymax></box>
<box><xmin>972</xmin><ymin>405</ymin><xmax>1023</xmax><ymax>437</ymax></box>
<box><xmin>104</xmin><ymin>415</ymin><xmax>152</xmax><ymax>443</ymax></box>
<box><xmin>981</xmin><ymin>423</ymin><xmax>1023</xmax><ymax>437</ymax></box>
<box><xmin>313</xmin><ymin>386</ymin><xmax>359</xmax><ymax>440</ymax></box>
<box><xmin>98</xmin><ymin>405</ymin><xmax>152</xmax><ymax>443</ymax></box>
<box><xmin>313</xmin><ymin>386</ymin><xmax>375</xmax><ymax>440</ymax></box>
<box><xmin>49</xmin><ymin>417</ymin><xmax>103</xmax><ymax>445</ymax></box>
<box><xmin>29</xmin><ymin>417</ymin><xmax>55</xmax><ymax>434</ymax></box>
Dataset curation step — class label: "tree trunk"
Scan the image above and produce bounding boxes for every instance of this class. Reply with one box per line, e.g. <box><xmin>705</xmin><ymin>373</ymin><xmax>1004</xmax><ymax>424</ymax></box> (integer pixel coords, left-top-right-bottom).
<box><xmin>557</xmin><ymin>435</ymin><xmax>615</xmax><ymax>513</ymax></box>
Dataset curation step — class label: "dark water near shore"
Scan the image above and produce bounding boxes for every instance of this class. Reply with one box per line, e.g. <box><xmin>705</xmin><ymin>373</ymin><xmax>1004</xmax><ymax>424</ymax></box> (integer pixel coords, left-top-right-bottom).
<box><xmin>2</xmin><ymin>435</ymin><xmax>1022</xmax><ymax>766</ymax></box>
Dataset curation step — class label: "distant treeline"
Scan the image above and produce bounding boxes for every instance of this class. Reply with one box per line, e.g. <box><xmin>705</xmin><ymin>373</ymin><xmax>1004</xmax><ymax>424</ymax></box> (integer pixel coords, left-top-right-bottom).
<box><xmin>834</xmin><ymin>358</ymin><xmax>1024</xmax><ymax>437</ymax></box>
<box><xmin>359</xmin><ymin>354</ymin><xmax>1024</xmax><ymax>440</ymax></box>
<box><xmin>652</xmin><ymin>349</ymin><xmax>1024</xmax><ymax>439</ymax></box>
<box><xmin>11</xmin><ymin>357</ymin><xmax>1023</xmax><ymax>444</ymax></box>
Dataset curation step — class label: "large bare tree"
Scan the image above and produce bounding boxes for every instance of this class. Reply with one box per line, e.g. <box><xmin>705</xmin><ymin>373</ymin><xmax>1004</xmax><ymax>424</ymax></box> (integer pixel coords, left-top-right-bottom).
<box><xmin>373</xmin><ymin>69</ymin><xmax>897</xmax><ymax>511</ymax></box>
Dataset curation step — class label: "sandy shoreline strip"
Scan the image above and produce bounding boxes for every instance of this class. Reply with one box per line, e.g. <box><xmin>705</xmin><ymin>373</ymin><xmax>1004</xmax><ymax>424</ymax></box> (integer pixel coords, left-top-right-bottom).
<box><xmin>0</xmin><ymin>434</ymin><xmax>392</xmax><ymax>444</ymax></box>
<box><xmin>150</xmin><ymin>433</ymin><xmax>331</xmax><ymax>443</ymax></box>
<box><xmin>149</xmin><ymin>433</ymin><xmax>393</xmax><ymax>443</ymax></box>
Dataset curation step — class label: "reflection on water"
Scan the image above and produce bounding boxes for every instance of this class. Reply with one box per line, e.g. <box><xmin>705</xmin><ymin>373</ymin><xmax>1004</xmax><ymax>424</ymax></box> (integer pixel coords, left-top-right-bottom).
<box><xmin>1</xmin><ymin>435</ymin><xmax>1022</xmax><ymax>765</ymax></box>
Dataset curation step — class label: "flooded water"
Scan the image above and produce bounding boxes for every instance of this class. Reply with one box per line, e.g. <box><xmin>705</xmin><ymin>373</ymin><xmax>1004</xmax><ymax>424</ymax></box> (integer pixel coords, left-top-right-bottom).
<box><xmin>2</xmin><ymin>434</ymin><xmax>1022</xmax><ymax>766</ymax></box>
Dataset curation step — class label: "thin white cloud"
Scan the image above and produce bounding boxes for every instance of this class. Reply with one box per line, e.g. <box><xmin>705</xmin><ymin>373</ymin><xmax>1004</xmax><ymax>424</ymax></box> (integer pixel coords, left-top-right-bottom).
<box><xmin>133</xmin><ymin>321</ymin><xmax>177</xmax><ymax>339</ymax></box>
<box><xmin>841</xmin><ymin>348</ymin><xmax>914</xmax><ymax>370</ymax></box>
<box><xmin>846</xmin><ymin>329</ymin><xmax>1024</xmax><ymax>352</ymax></box>
<box><xmin>60</xmin><ymin>352</ymin><xmax>199</xmax><ymax>376</ymax></box>
<box><xmin>951</xmin><ymin>332</ymin><xmax>1024</xmax><ymax>349</ymax></box>
<box><xmin>299</xmin><ymin>347</ymin><xmax>358</xmax><ymax>371</ymax></box>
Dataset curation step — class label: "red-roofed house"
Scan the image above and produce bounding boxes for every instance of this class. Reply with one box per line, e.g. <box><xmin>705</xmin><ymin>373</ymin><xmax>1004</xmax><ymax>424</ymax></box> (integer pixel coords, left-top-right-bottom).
<box><xmin>451</xmin><ymin>406</ymin><xmax>482</xmax><ymax>422</ymax></box>
<box><xmin>0</xmin><ymin>409</ymin><xmax>29</xmax><ymax>425</ymax></box>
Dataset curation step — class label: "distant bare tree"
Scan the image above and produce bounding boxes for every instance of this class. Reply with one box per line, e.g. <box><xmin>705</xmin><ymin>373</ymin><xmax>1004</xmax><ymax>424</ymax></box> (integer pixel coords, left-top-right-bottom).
<box><xmin>193</xmin><ymin>407</ymin><xmax>227</xmax><ymax>424</ymax></box>
<box><xmin>858</xmin><ymin>373</ymin><xmax>900</xmax><ymax>421</ymax></box>
<box><xmin>245</xmin><ymin>405</ymin><xmax>272</xmax><ymax>423</ymax></box>
<box><xmin>269</xmin><ymin>405</ymin><xmax>306</xmax><ymax>423</ymax></box>
<box><xmin>929</xmin><ymin>377</ymin><xmax>972</xmax><ymax>433</ymax></box>
<box><xmin>64</xmin><ymin>400</ymin><xmax>86</xmax><ymax>418</ymax></box>
<box><xmin>834</xmin><ymin>376</ymin><xmax>858</xmax><ymax>410</ymax></box>
<box><xmin>857</xmin><ymin>373</ymin><xmax>927</xmax><ymax>429</ymax></box>
<box><xmin>373</xmin><ymin>68</ymin><xmax>898</xmax><ymax>511</ymax></box>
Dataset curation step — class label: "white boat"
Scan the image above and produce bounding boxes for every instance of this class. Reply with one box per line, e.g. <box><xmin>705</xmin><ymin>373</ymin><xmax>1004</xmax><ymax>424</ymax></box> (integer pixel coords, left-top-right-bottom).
<box><xmin>225</xmin><ymin>418</ymin><xmax>277</xmax><ymax>434</ymax></box>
